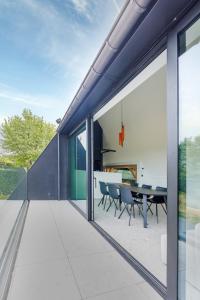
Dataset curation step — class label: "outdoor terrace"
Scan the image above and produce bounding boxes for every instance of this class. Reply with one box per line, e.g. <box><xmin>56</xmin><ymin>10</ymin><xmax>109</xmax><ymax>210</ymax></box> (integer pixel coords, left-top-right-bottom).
<box><xmin>5</xmin><ymin>201</ymin><xmax>162</xmax><ymax>300</ymax></box>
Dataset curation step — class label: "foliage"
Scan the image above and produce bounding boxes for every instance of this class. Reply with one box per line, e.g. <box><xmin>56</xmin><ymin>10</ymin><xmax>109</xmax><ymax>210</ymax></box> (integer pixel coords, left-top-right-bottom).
<box><xmin>0</xmin><ymin>155</ymin><xmax>16</xmax><ymax>167</ymax></box>
<box><xmin>0</xmin><ymin>109</ymin><xmax>56</xmax><ymax>169</ymax></box>
<box><xmin>179</xmin><ymin>136</ymin><xmax>200</xmax><ymax>219</ymax></box>
<box><xmin>178</xmin><ymin>139</ymin><xmax>186</xmax><ymax>193</ymax></box>
<box><xmin>0</xmin><ymin>167</ymin><xmax>26</xmax><ymax>199</ymax></box>
<box><xmin>179</xmin><ymin>136</ymin><xmax>200</xmax><ymax>193</ymax></box>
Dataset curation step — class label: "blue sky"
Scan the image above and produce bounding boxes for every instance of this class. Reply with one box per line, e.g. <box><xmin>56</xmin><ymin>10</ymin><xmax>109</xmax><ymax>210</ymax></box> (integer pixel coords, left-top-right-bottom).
<box><xmin>0</xmin><ymin>0</ymin><xmax>125</xmax><ymax>124</ymax></box>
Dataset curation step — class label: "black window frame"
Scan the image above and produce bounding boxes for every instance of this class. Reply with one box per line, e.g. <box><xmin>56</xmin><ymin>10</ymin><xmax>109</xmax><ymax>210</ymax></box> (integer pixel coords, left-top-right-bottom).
<box><xmin>167</xmin><ymin>2</ymin><xmax>200</xmax><ymax>300</ymax></box>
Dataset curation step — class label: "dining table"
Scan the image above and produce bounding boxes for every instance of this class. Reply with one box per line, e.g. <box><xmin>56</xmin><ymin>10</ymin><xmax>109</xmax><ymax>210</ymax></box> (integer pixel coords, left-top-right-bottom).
<box><xmin>107</xmin><ymin>183</ymin><xmax>167</xmax><ymax>228</ymax></box>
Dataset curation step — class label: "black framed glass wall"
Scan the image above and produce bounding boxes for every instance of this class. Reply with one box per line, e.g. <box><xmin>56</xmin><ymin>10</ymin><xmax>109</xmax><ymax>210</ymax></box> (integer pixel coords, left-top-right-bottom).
<box><xmin>178</xmin><ymin>16</ymin><xmax>200</xmax><ymax>300</ymax></box>
<box><xmin>68</xmin><ymin>124</ymin><xmax>87</xmax><ymax>213</ymax></box>
<box><xmin>92</xmin><ymin>51</ymin><xmax>168</xmax><ymax>288</ymax></box>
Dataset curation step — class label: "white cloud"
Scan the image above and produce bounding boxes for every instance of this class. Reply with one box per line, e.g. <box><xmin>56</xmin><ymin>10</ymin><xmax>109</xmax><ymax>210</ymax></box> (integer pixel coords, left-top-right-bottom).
<box><xmin>0</xmin><ymin>92</ymin><xmax>48</xmax><ymax>108</ymax></box>
<box><xmin>0</xmin><ymin>0</ymin><xmax>85</xmax><ymax>71</ymax></box>
<box><xmin>71</xmin><ymin>0</ymin><xmax>89</xmax><ymax>13</ymax></box>
<box><xmin>15</xmin><ymin>0</ymin><xmax>94</xmax><ymax>80</ymax></box>
<box><xmin>71</xmin><ymin>0</ymin><xmax>92</xmax><ymax>21</ymax></box>
<box><xmin>0</xmin><ymin>0</ymin><xmax>122</xmax><ymax>78</ymax></box>
<box><xmin>112</xmin><ymin>0</ymin><xmax>121</xmax><ymax>13</ymax></box>
<box><xmin>0</xmin><ymin>85</ymin><xmax>62</xmax><ymax>109</ymax></box>
<box><xmin>0</xmin><ymin>0</ymin><xmax>124</xmax><ymax>114</ymax></box>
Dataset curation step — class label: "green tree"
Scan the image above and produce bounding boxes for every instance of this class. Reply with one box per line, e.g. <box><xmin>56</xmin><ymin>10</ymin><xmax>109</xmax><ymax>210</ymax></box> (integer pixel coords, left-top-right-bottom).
<box><xmin>179</xmin><ymin>139</ymin><xmax>186</xmax><ymax>193</ymax></box>
<box><xmin>0</xmin><ymin>109</ymin><xmax>56</xmax><ymax>169</ymax></box>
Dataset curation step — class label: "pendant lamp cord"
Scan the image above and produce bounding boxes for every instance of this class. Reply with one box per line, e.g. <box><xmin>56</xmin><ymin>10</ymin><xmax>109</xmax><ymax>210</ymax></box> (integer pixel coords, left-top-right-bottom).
<box><xmin>121</xmin><ymin>101</ymin><xmax>123</xmax><ymax>126</ymax></box>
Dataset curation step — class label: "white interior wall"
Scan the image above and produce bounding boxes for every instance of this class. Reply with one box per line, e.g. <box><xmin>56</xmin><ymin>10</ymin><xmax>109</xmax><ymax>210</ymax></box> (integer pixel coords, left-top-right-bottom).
<box><xmin>98</xmin><ymin>66</ymin><xmax>167</xmax><ymax>188</ymax></box>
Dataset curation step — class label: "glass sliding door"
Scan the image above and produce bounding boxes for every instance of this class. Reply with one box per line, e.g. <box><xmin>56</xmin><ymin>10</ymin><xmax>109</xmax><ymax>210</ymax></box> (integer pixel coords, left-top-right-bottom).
<box><xmin>93</xmin><ymin>51</ymin><xmax>167</xmax><ymax>286</ymax></box>
<box><xmin>178</xmin><ymin>16</ymin><xmax>200</xmax><ymax>300</ymax></box>
<box><xmin>68</xmin><ymin>124</ymin><xmax>87</xmax><ymax>213</ymax></box>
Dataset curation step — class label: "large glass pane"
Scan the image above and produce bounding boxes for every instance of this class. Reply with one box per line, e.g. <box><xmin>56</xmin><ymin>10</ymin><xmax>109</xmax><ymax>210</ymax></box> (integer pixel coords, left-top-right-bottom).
<box><xmin>0</xmin><ymin>167</ymin><xmax>26</xmax><ymax>259</ymax></box>
<box><xmin>68</xmin><ymin>125</ymin><xmax>87</xmax><ymax>213</ymax></box>
<box><xmin>0</xmin><ymin>166</ymin><xmax>27</xmax><ymax>200</ymax></box>
<box><xmin>178</xmin><ymin>17</ymin><xmax>200</xmax><ymax>300</ymax></box>
<box><xmin>93</xmin><ymin>51</ymin><xmax>167</xmax><ymax>284</ymax></box>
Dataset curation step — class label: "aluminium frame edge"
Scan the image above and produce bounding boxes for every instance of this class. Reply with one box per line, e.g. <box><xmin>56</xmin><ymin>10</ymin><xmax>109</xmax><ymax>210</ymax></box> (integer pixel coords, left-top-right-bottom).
<box><xmin>166</xmin><ymin>2</ymin><xmax>200</xmax><ymax>300</ymax></box>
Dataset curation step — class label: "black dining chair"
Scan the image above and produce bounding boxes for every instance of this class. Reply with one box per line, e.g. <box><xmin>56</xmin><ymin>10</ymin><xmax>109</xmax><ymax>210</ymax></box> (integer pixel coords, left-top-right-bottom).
<box><xmin>142</xmin><ymin>184</ymin><xmax>152</xmax><ymax>189</ymax></box>
<box><xmin>134</xmin><ymin>184</ymin><xmax>154</xmax><ymax>215</ymax></box>
<box><xmin>106</xmin><ymin>184</ymin><xmax>120</xmax><ymax>216</ymax></box>
<box><xmin>98</xmin><ymin>181</ymin><xmax>109</xmax><ymax>209</ymax></box>
<box><xmin>118</xmin><ymin>186</ymin><xmax>136</xmax><ymax>226</ymax></box>
<box><xmin>135</xmin><ymin>184</ymin><xmax>152</xmax><ymax>200</ymax></box>
<box><xmin>130</xmin><ymin>182</ymin><xmax>143</xmax><ymax>215</ymax></box>
<box><xmin>147</xmin><ymin>186</ymin><xmax>167</xmax><ymax>223</ymax></box>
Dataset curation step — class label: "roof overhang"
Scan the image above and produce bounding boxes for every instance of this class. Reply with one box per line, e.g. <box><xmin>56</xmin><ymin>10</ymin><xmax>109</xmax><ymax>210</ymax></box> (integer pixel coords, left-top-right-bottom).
<box><xmin>58</xmin><ymin>0</ymin><xmax>198</xmax><ymax>134</ymax></box>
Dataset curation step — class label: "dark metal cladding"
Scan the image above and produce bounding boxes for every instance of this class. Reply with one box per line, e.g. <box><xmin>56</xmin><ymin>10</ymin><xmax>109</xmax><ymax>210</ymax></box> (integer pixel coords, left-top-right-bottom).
<box><xmin>27</xmin><ymin>135</ymin><xmax>59</xmax><ymax>200</ymax></box>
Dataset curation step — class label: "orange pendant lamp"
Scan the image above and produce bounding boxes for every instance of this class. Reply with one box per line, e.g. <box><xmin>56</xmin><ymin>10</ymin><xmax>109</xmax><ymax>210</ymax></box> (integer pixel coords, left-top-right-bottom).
<box><xmin>119</xmin><ymin>102</ymin><xmax>125</xmax><ymax>147</ymax></box>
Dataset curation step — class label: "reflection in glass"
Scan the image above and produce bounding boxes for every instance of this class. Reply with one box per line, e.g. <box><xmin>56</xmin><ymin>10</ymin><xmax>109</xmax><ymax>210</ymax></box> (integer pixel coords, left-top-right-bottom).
<box><xmin>68</xmin><ymin>125</ymin><xmax>87</xmax><ymax>213</ymax></box>
<box><xmin>0</xmin><ymin>166</ymin><xmax>27</xmax><ymax>200</ymax></box>
<box><xmin>0</xmin><ymin>167</ymin><xmax>26</xmax><ymax>264</ymax></box>
<box><xmin>178</xmin><ymin>17</ymin><xmax>200</xmax><ymax>300</ymax></box>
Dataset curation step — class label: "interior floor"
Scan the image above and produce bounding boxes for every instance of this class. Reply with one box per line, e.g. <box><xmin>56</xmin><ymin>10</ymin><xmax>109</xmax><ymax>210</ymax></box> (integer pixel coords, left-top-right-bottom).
<box><xmin>95</xmin><ymin>198</ymin><xmax>167</xmax><ymax>285</ymax></box>
<box><xmin>73</xmin><ymin>198</ymin><xmax>167</xmax><ymax>285</ymax></box>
